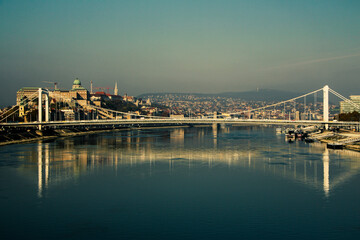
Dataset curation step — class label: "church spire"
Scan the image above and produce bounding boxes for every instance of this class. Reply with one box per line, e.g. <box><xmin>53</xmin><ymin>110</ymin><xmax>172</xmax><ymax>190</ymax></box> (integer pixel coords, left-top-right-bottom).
<box><xmin>114</xmin><ymin>82</ymin><xmax>118</xmax><ymax>95</ymax></box>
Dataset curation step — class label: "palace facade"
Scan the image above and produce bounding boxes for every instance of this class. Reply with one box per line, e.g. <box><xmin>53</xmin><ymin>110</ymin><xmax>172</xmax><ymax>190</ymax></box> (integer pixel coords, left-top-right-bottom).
<box><xmin>17</xmin><ymin>78</ymin><xmax>90</xmax><ymax>106</ymax></box>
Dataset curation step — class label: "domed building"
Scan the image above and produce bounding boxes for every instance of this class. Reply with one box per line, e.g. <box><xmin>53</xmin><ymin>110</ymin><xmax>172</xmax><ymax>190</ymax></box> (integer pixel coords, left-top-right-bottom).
<box><xmin>48</xmin><ymin>78</ymin><xmax>90</xmax><ymax>106</ymax></box>
<box><xmin>69</xmin><ymin>78</ymin><xmax>89</xmax><ymax>105</ymax></box>
<box><xmin>16</xmin><ymin>78</ymin><xmax>91</xmax><ymax>111</ymax></box>
<box><xmin>72</xmin><ymin>78</ymin><xmax>85</xmax><ymax>90</ymax></box>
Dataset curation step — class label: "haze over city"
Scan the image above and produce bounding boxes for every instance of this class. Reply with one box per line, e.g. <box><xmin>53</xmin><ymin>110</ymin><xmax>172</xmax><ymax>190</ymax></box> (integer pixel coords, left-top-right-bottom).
<box><xmin>2</xmin><ymin>1</ymin><xmax>360</xmax><ymax>239</ymax></box>
<box><xmin>1</xmin><ymin>0</ymin><xmax>360</xmax><ymax>107</ymax></box>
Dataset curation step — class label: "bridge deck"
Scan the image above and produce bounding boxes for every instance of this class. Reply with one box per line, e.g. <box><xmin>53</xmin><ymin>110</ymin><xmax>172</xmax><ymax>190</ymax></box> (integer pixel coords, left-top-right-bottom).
<box><xmin>1</xmin><ymin>118</ymin><xmax>359</xmax><ymax>129</ymax></box>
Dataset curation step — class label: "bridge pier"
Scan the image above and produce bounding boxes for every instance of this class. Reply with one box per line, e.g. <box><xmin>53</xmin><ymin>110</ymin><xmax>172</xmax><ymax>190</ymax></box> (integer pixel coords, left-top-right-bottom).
<box><xmin>323</xmin><ymin>85</ymin><xmax>329</xmax><ymax>130</ymax></box>
<box><xmin>213</xmin><ymin>111</ymin><xmax>217</xmax><ymax>119</ymax></box>
<box><xmin>38</xmin><ymin>88</ymin><xmax>42</xmax><ymax>130</ymax></box>
<box><xmin>38</xmin><ymin>88</ymin><xmax>42</xmax><ymax>123</ymax></box>
<box><xmin>37</xmin><ymin>88</ymin><xmax>49</xmax><ymax>130</ymax></box>
<box><xmin>45</xmin><ymin>94</ymin><xmax>49</xmax><ymax>122</ymax></box>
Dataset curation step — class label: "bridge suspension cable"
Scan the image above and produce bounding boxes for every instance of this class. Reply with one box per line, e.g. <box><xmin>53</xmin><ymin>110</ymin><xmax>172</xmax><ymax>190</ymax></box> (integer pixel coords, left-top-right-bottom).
<box><xmin>91</xmin><ymin>105</ymin><xmax>169</xmax><ymax>119</ymax></box>
<box><xmin>0</xmin><ymin>91</ymin><xmax>41</xmax><ymax>122</ymax></box>
<box><xmin>228</xmin><ymin>87</ymin><xmax>324</xmax><ymax>115</ymax></box>
<box><xmin>4</xmin><ymin>85</ymin><xmax>359</xmax><ymax>124</ymax></box>
<box><xmin>328</xmin><ymin>88</ymin><xmax>360</xmax><ymax>110</ymax></box>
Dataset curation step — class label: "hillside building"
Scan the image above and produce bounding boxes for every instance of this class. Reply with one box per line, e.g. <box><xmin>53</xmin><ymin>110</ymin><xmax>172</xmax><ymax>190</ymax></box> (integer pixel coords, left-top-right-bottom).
<box><xmin>340</xmin><ymin>95</ymin><xmax>360</xmax><ymax>113</ymax></box>
<box><xmin>17</xmin><ymin>78</ymin><xmax>90</xmax><ymax>106</ymax></box>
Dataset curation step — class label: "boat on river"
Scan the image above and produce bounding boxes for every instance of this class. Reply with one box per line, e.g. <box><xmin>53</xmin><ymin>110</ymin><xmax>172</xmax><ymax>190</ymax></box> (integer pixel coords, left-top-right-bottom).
<box><xmin>327</xmin><ymin>142</ymin><xmax>344</xmax><ymax>149</ymax></box>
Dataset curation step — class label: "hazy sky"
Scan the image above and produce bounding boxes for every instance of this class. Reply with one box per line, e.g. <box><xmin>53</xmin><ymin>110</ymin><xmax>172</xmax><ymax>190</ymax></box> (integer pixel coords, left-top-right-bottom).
<box><xmin>1</xmin><ymin>0</ymin><xmax>360</xmax><ymax>106</ymax></box>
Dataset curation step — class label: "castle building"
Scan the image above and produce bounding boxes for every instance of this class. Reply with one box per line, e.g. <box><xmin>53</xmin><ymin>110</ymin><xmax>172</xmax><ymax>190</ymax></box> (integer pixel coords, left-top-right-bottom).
<box><xmin>16</xmin><ymin>78</ymin><xmax>90</xmax><ymax>107</ymax></box>
<box><xmin>16</xmin><ymin>87</ymin><xmax>41</xmax><ymax>105</ymax></box>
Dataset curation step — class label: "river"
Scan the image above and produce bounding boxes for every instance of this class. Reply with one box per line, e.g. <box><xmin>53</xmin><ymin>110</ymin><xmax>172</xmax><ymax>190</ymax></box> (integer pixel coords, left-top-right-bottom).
<box><xmin>0</xmin><ymin>125</ymin><xmax>360</xmax><ymax>239</ymax></box>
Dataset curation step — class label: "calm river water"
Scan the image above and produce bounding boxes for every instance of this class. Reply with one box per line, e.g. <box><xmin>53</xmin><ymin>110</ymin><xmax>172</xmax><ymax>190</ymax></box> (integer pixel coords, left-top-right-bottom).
<box><xmin>0</xmin><ymin>126</ymin><xmax>360</xmax><ymax>239</ymax></box>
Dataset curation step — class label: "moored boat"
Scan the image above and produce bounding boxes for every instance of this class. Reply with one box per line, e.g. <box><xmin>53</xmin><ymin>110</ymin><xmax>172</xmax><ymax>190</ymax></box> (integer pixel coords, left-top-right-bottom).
<box><xmin>327</xmin><ymin>142</ymin><xmax>344</xmax><ymax>149</ymax></box>
<box><xmin>304</xmin><ymin>138</ymin><xmax>315</xmax><ymax>143</ymax></box>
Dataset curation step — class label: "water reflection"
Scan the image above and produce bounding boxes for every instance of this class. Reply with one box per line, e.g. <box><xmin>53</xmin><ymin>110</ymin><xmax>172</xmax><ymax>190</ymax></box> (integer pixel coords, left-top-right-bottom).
<box><xmin>11</xmin><ymin>126</ymin><xmax>360</xmax><ymax>198</ymax></box>
<box><xmin>323</xmin><ymin>148</ymin><xmax>330</xmax><ymax>196</ymax></box>
<box><xmin>37</xmin><ymin>144</ymin><xmax>42</xmax><ymax>198</ymax></box>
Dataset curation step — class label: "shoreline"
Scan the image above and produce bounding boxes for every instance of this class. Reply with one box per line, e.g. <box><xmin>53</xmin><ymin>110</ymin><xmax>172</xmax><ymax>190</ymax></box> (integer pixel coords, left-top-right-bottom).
<box><xmin>2</xmin><ymin>126</ymin><xmax>360</xmax><ymax>153</ymax></box>
<box><xmin>313</xmin><ymin>130</ymin><xmax>360</xmax><ymax>152</ymax></box>
<box><xmin>0</xmin><ymin>125</ymin><xmax>197</xmax><ymax>147</ymax></box>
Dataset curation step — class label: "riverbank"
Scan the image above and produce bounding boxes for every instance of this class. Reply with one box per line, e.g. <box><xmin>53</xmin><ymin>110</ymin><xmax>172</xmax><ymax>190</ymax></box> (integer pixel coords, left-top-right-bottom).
<box><xmin>0</xmin><ymin>125</ymin><xmax>197</xmax><ymax>146</ymax></box>
<box><xmin>312</xmin><ymin>130</ymin><xmax>360</xmax><ymax>152</ymax></box>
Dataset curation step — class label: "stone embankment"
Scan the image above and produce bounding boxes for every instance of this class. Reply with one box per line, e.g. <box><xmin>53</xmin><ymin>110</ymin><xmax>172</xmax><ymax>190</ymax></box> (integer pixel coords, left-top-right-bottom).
<box><xmin>0</xmin><ymin>128</ymin><xmax>105</xmax><ymax>146</ymax></box>
<box><xmin>0</xmin><ymin>125</ymin><xmax>192</xmax><ymax>146</ymax></box>
<box><xmin>0</xmin><ymin>127</ymin><xmax>154</xmax><ymax>146</ymax></box>
<box><xmin>311</xmin><ymin>130</ymin><xmax>360</xmax><ymax>152</ymax></box>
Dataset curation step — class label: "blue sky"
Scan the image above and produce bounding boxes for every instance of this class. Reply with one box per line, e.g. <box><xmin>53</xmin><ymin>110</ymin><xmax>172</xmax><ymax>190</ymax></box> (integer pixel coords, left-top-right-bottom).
<box><xmin>1</xmin><ymin>0</ymin><xmax>360</xmax><ymax>106</ymax></box>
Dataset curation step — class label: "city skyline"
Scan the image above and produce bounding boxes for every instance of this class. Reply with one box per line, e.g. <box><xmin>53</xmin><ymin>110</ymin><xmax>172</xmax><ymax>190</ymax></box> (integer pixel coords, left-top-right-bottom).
<box><xmin>1</xmin><ymin>0</ymin><xmax>360</xmax><ymax>107</ymax></box>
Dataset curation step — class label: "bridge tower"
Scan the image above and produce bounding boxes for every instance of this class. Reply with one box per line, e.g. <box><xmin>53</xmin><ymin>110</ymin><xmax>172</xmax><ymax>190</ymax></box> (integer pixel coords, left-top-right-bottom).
<box><xmin>38</xmin><ymin>88</ymin><xmax>42</xmax><ymax>124</ymax></box>
<box><xmin>38</xmin><ymin>88</ymin><xmax>49</xmax><ymax>129</ymax></box>
<box><xmin>323</xmin><ymin>85</ymin><xmax>329</xmax><ymax>129</ymax></box>
<box><xmin>213</xmin><ymin>111</ymin><xmax>217</xmax><ymax>119</ymax></box>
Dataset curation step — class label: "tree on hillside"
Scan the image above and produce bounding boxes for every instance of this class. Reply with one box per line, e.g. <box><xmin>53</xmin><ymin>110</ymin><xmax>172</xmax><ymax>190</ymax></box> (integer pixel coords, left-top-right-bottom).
<box><xmin>338</xmin><ymin>111</ymin><xmax>360</xmax><ymax>121</ymax></box>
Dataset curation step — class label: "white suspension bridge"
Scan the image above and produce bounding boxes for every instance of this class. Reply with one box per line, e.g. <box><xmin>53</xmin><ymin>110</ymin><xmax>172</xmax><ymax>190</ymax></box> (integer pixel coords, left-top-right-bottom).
<box><xmin>1</xmin><ymin>85</ymin><xmax>360</xmax><ymax>130</ymax></box>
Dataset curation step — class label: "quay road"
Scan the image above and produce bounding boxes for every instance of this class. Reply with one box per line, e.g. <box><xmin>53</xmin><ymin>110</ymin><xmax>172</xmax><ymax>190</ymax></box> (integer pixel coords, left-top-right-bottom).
<box><xmin>1</xmin><ymin>118</ymin><xmax>360</xmax><ymax>129</ymax></box>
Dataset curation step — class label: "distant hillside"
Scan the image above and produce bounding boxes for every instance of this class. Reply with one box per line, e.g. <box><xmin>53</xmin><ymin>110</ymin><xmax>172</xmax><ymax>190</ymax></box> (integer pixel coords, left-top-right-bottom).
<box><xmin>217</xmin><ymin>89</ymin><xmax>303</xmax><ymax>102</ymax></box>
<box><xmin>138</xmin><ymin>89</ymin><xmax>315</xmax><ymax>102</ymax></box>
<box><xmin>138</xmin><ymin>92</ymin><xmax>211</xmax><ymax>98</ymax></box>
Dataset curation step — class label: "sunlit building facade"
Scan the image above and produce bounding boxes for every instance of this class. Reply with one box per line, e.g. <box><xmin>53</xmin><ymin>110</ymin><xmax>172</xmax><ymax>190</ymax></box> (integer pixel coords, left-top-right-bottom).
<box><xmin>340</xmin><ymin>95</ymin><xmax>360</xmax><ymax>113</ymax></box>
<box><xmin>16</xmin><ymin>78</ymin><xmax>90</xmax><ymax>106</ymax></box>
